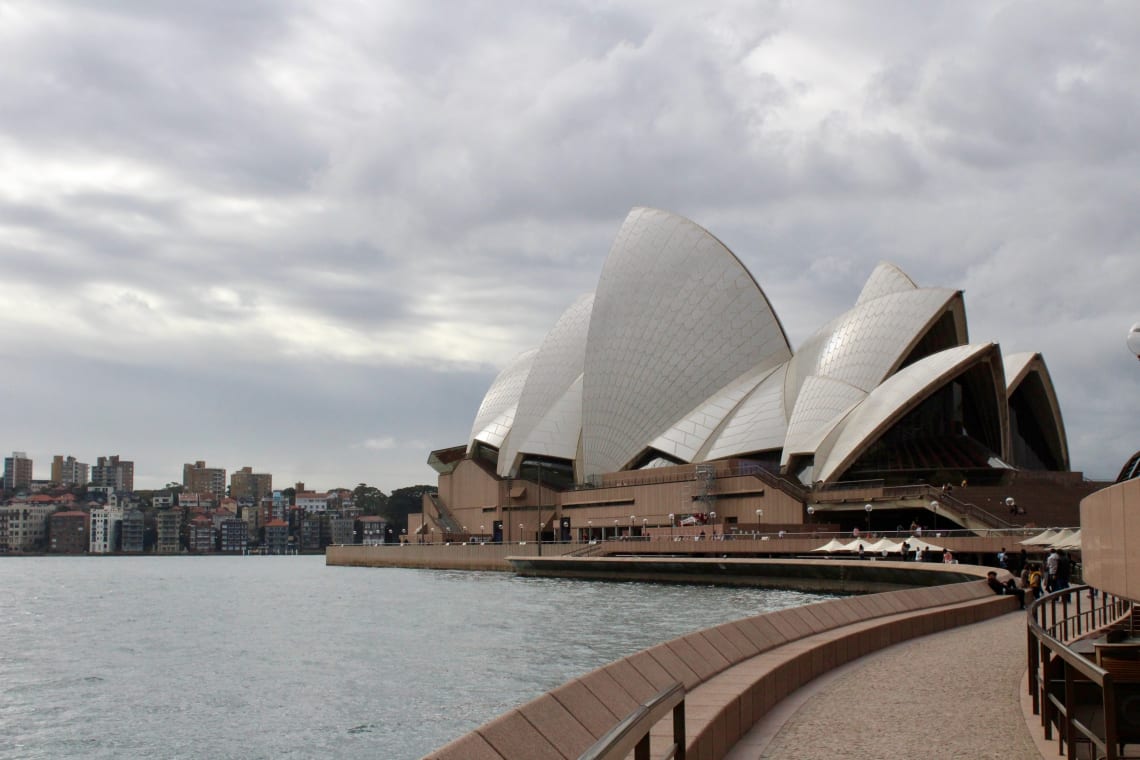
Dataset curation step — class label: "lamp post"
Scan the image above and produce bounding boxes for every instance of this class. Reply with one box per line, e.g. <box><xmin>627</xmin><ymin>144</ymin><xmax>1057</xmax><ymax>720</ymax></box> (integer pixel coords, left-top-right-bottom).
<box><xmin>755</xmin><ymin>508</ymin><xmax>761</xmax><ymax>536</ymax></box>
<box><xmin>629</xmin><ymin>514</ymin><xmax>635</xmax><ymax>539</ymax></box>
<box><xmin>519</xmin><ymin>523</ymin><xmax>524</xmax><ymax>544</ymax></box>
<box><xmin>1005</xmin><ymin>497</ymin><xmax>1016</xmax><ymax>516</ymax></box>
<box><xmin>587</xmin><ymin>519</ymin><xmax>592</xmax><ymax>542</ymax></box>
<box><xmin>710</xmin><ymin>510</ymin><xmax>717</xmax><ymax>538</ymax></box>
<box><xmin>806</xmin><ymin>506</ymin><xmax>815</xmax><ymax>524</ymax></box>
<box><xmin>930</xmin><ymin>500</ymin><xmax>939</xmax><ymax>531</ymax></box>
<box><xmin>864</xmin><ymin>503</ymin><xmax>873</xmax><ymax>534</ymax></box>
<box><xmin>613</xmin><ymin>518</ymin><xmax>618</xmax><ymax>541</ymax></box>
<box><xmin>668</xmin><ymin>513</ymin><xmax>674</xmax><ymax>541</ymax></box>
<box><xmin>642</xmin><ymin>518</ymin><xmax>647</xmax><ymax>539</ymax></box>
<box><xmin>480</xmin><ymin>524</ymin><xmax>485</xmax><ymax>542</ymax></box>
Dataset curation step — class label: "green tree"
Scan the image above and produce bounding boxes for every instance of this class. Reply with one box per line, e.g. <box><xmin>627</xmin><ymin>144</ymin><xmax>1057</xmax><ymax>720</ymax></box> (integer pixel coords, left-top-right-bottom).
<box><xmin>353</xmin><ymin>483</ymin><xmax>388</xmax><ymax>516</ymax></box>
<box><xmin>386</xmin><ymin>485</ymin><xmax>436</xmax><ymax>533</ymax></box>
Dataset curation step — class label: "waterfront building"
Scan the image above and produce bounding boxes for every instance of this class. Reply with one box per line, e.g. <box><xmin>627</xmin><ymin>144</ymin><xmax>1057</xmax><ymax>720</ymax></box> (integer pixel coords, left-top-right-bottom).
<box><xmin>188</xmin><ymin>516</ymin><xmax>214</xmax><ymax>553</ymax></box>
<box><xmin>91</xmin><ymin>455</ymin><xmax>134</xmax><ymax>492</ymax></box>
<box><xmin>230</xmin><ymin>467</ymin><xmax>272</xmax><ymax>502</ymax></box>
<box><xmin>295</xmin><ymin>491</ymin><xmax>332</xmax><ymax>513</ymax></box>
<box><xmin>182</xmin><ymin>461</ymin><xmax>226</xmax><ymax>498</ymax></box>
<box><xmin>49</xmin><ymin>511</ymin><xmax>89</xmax><ymax>553</ymax></box>
<box><xmin>0</xmin><ymin>503</ymin><xmax>53</xmax><ymax>552</ymax></box>
<box><xmin>359</xmin><ymin>515</ymin><xmax>390</xmax><ymax>545</ymax></box>
<box><xmin>155</xmin><ymin>509</ymin><xmax>181</xmax><ymax>554</ymax></box>
<box><xmin>241</xmin><ymin>501</ymin><xmax>262</xmax><ymax>543</ymax></box>
<box><xmin>89</xmin><ymin>505</ymin><xmax>122</xmax><ymax>554</ymax></box>
<box><xmin>300</xmin><ymin>518</ymin><xmax>322</xmax><ymax>551</ymax></box>
<box><xmin>121</xmin><ymin>508</ymin><xmax>145</xmax><ymax>553</ymax></box>
<box><xmin>152</xmin><ymin>493</ymin><xmax>174</xmax><ymax>509</ymax></box>
<box><xmin>263</xmin><ymin>519</ymin><xmax>289</xmax><ymax>554</ymax></box>
<box><xmin>418</xmin><ymin>207</ymin><xmax>1078</xmax><ymax>541</ymax></box>
<box><xmin>51</xmin><ymin>455</ymin><xmax>89</xmax><ymax>487</ymax></box>
<box><xmin>329</xmin><ymin>516</ymin><xmax>355</xmax><ymax>545</ymax></box>
<box><xmin>219</xmin><ymin>518</ymin><xmax>248</xmax><ymax>553</ymax></box>
<box><xmin>3</xmin><ymin>452</ymin><xmax>33</xmax><ymax>492</ymax></box>
<box><xmin>178</xmin><ymin>492</ymin><xmax>214</xmax><ymax>510</ymax></box>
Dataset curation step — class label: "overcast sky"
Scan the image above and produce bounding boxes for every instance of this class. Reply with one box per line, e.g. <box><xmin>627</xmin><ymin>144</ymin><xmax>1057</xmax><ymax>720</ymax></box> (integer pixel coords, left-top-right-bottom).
<box><xmin>2</xmin><ymin>1</ymin><xmax>1137</xmax><ymax>493</ymax></box>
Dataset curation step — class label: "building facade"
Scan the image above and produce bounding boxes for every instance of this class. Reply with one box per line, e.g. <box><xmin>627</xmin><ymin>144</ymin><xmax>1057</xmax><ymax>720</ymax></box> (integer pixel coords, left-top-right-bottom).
<box><xmin>3</xmin><ymin>452</ymin><xmax>33</xmax><ymax>492</ymax></box>
<box><xmin>89</xmin><ymin>506</ymin><xmax>123</xmax><ymax>554</ymax></box>
<box><xmin>183</xmin><ymin>461</ymin><xmax>226</xmax><ymax>498</ymax></box>
<box><xmin>121</xmin><ymin>509</ymin><xmax>145</xmax><ymax>553</ymax></box>
<box><xmin>91</xmin><ymin>455</ymin><xmax>134</xmax><ymax>492</ymax></box>
<box><xmin>230</xmin><ymin>467</ymin><xmax>272</xmax><ymax>502</ymax></box>
<box><xmin>263</xmin><ymin>519</ymin><xmax>290</xmax><ymax>554</ymax></box>
<box><xmin>51</xmin><ymin>455</ymin><xmax>90</xmax><ymax>487</ymax></box>
<box><xmin>49</xmin><ymin>511</ymin><xmax>89</xmax><ymax>553</ymax></box>
<box><xmin>0</xmin><ymin>504</ymin><xmax>53</xmax><ymax>552</ymax></box>
<box><xmin>155</xmin><ymin>509</ymin><xmax>181</xmax><ymax>554</ymax></box>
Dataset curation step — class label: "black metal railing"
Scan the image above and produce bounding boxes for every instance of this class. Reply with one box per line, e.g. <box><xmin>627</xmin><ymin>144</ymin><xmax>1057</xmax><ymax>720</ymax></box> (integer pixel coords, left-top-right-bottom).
<box><xmin>578</xmin><ymin>681</ymin><xmax>685</xmax><ymax>760</ymax></box>
<box><xmin>1027</xmin><ymin>584</ymin><xmax>1136</xmax><ymax>759</ymax></box>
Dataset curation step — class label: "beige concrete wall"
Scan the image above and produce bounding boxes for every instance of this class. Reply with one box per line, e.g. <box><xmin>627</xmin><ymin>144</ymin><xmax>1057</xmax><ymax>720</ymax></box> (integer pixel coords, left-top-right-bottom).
<box><xmin>1081</xmin><ymin>477</ymin><xmax>1140</xmax><ymax>601</ymax></box>
<box><xmin>326</xmin><ymin>542</ymin><xmax>581</xmax><ymax>571</ymax></box>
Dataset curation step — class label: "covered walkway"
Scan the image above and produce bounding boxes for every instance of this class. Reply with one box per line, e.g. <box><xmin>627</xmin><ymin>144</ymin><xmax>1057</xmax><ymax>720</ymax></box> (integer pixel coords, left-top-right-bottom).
<box><xmin>727</xmin><ymin>611</ymin><xmax>1041</xmax><ymax>759</ymax></box>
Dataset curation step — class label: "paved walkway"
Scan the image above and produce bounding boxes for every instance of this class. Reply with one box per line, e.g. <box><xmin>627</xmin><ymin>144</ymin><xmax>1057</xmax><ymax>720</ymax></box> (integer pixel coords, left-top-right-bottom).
<box><xmin>726</xmin><ymin>610</ymin><xmax>1041</xmax><ymax>760</ymax></box>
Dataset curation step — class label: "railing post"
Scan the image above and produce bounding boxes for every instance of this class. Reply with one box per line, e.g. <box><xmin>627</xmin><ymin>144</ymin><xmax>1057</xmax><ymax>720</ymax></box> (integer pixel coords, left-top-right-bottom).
<box><xmin>673</xmin><ymin>700</ymin><xmax>686</xmax><ymax>760</ymax></box>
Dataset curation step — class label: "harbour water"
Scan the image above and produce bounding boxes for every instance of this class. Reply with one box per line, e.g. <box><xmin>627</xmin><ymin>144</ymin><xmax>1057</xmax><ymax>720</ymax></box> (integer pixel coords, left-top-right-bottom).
<box><xmin>0</xmin><ymin>555</ymin><xmax>831</xmax><ymax>759</ymax></box>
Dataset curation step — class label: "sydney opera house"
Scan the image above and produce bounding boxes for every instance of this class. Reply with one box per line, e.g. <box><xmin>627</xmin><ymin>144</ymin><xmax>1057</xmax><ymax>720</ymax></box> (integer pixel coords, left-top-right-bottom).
<box><xmin>417</xmin><ymin>207</ymin><xmax>1078</xmax><ymax>542</ymax></box>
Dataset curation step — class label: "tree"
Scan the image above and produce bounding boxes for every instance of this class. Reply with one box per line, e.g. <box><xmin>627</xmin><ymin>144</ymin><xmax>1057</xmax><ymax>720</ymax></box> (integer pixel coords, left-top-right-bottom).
<box><xmin>353</xmin><ymin>483</ymin><xmax>388</xmax><ymax>516</ymax></box>
<box><xmin>386</xmin><ymin>485</ymin><xmax>436</xmax><ymax>533</ymax></box>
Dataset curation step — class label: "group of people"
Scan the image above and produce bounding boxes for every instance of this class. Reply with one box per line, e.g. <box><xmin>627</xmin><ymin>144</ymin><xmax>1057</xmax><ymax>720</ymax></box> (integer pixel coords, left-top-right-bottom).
<box><xmin>985</xmin><ymin>545</ymin><xmax>1074</xmax><ymax>610</ymax></box>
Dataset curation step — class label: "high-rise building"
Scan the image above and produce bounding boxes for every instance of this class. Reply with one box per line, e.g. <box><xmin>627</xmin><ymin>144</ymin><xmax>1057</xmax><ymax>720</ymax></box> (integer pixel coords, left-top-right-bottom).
<box><xmin>49</xmin><ymin>511</ymin><xmax>89</xmax><ymax>553</ymax></box>
<box><xmin>121</xmin><ymin>509</ymin><xmax>145</xmax><ymax>553</ymax></box>
<box><xmin>183</xmin><ymin>461</ymin><xmax>226</xmax><ymax>498</ymax></box>
<box><xmin>91</xmin><ymin>455</ymin><xmax>134</xmax><ymax>492</ymax></box>
<box><xmin>230</xmin><ymin>467</ymin><xmax>272</xmax><ymax>502</ymax></box>
<box><xmin>51</xmin><ymin>455</ymin><xmax>90</xmax><ymax>487</ymax></box>
<box><xmin>155</xmin><ymin>510</ymin><xmax>181</xmax><ymax>554</ymax></box>
<box><xmin>89</xmin><ymin>505</ymin><xmax>122</xmax><ymax>554</ymax></box>
<box><xmin>3</xmin><ymin>452</ymin><xmax>33</xmax><ymax>492</ymax></box>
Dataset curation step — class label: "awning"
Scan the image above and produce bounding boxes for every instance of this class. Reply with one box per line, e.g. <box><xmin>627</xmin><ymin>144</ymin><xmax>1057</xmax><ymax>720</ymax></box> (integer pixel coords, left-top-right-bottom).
<box><xmin>1019</xmin><ymin>529</ymin><xmax>1059</xmax><ymax>546</ymax></box>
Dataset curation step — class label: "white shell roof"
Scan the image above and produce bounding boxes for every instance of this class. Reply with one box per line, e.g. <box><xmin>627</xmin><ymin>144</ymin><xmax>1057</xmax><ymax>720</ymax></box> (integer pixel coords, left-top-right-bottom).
<box><xmin>855</xmin><ymin>261</ymin><xmax>918</xmax><ymax>305</ymax></box>
<box><xmin>462</xmin><ymin>207</ymin><xmax>1065</xmax><ymax>488</ymax></box>
<box><xmin>703</xmin><ymin>363</ymin><xmax>790</xmax><ymax>460</ymax></box>
<box><xmin>780</xmin><ymin>375</ymin><xmax>868</xmax><ymax>466</ymax></box>
<box><xmin>650</xmin><ymin>364</ymin><xmax>779</xmax><ymax>463</ymax></box>
<box><xmin>579</xmin><ymin>207</ymin><xmax>791</xmax><ymax>478</ymax></box>
<box><xmin>814</xmin><ymin>343</ymin><xmax>1000</xmax><ymax>483</ymax></box>
<box><xmin>498</xmin><ymin>293</ymin><xmax>593</xmax><ymax>475</ymax></box>
<box><xmin>468</xmin><ymin>348</ymin><xmax>536</xmax><ymax>450</ymax></box>
<box><xmin>783</xmin><ymin>287</ymin><xmax>960</xmax><ymax>418</ymax></box>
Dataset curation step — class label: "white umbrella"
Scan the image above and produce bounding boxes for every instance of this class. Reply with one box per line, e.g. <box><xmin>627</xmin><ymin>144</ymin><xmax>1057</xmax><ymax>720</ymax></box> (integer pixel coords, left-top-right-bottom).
<box><xmin>902</xmin><ymin>535</ymin><xmax>945</xmax><ymax>552</ymax></box>
<box><xmin>1053</xmin><ymin>530</ymin><xmax>1081</xmax><ymax>551</ymax></box>
<box><xmin>1043</xmin><ymin>528</ymin><xmax>1076</xmax><ymax>548</ymax></box>
<box><xmin>1019</xmin><ymin>529</ymin><xmax>1059</xmax><ymax>546</ymax></box>
<box><xmin>811</xmin><ymin>538</ymin><xmax>849</xmax><ymax>553</ymax></box>
<box><xmin>864</xmin><ymin>537</ymin><xmax>904</xmax><ymax>554</ymax></box>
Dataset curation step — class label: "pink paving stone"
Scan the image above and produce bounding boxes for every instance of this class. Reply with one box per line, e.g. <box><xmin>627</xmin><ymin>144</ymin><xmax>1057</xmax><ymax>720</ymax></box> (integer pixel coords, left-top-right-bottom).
<box><xmin>577</xmin><ymin>671</ymin><xmax>640</xmax><ymax>718</ymax></box>
<box><xmin>426</xmin><ymin>731</ymin><xmax>506</xmax><ymax>760</ymax></box>
<box><xmin>700</xmin><ymin>627</ymin><xmax>745</xmax><ymax>665</ymax></box>
<box><xmin>667</xmin><ymin>637</ymin><xmax>718</xmax><ymax>681</ymax></box>
<box><xmin>627</xmin><ymin>649</ymin><xmax>679</xmax><ymax>692</ymax></box>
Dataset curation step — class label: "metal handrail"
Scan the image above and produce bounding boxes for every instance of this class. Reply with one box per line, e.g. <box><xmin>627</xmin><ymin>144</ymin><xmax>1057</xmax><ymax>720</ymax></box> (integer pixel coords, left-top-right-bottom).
<box><xmin>1026</xmin><ymin>585</ymin><xmax>1135</xmax><ymax>759</ymax></box>
<box><xmin>578</xmin><ymin>681</ymin><xmax>685</xmax><ymax>760</ymax></box>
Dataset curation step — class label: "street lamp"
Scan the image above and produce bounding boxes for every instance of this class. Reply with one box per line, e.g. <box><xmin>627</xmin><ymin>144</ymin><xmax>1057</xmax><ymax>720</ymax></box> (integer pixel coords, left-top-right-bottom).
<box><xmin>710</xmin><ymin>510</ymin><xmax>717</xmax><ymax>538</ymax></box>
<box><xmin>1005</xmin><ymin>497</ymin><xmax>1016</xmax><ymax>516</ymax></box>
<box><xmin>587</xmin><ymin>519</ymin><xmax>592</xmax><ymax>542</ymax></box>
<box><xmin>519</xmin><ymin>523</ymin><xmax>524</xmax><ymax>544</ymax></box>
<box><xmin>806</xmin><ymin>505</ymin><xmax>815</xmax><ymax>523</ymax></box>
<box><xmin>930</xmin><ymin>500</ymin><xmax>939</xmax><ymax>531</ymax></box>
<box><xmin>613</xmin><ymin>519</ymin><xmax>618</xmax><ymax>540</ymax></box>
<box><xmin>642</xmin><ymin>518</ymin><xmax>647</xmax><ymax>539</ymax></box>
<box><xmin>629</xmin><ymin>514</ymin><xmax>635</xmax><ymax>538</ymax></box>
<box><xmin>864</xmin><ymin>503</ymin><xmax>873</xmax><ymax>534</ymax></box>
<box><xmin>668</xmin><ymin>513</ymin><xmax>674</xmax><ymax>541</ymax></box>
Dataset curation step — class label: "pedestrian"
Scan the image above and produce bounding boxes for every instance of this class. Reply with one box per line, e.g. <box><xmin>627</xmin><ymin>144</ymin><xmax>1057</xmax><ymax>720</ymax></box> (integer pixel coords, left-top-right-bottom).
<box><xmin>1046</xmin><ymin>548</ymin><xmax>1060</xmax><ymax>592</ymax></box>
<box><xmin>943</xmin><ymin>548</ymin><xmax>954</xmax><ymax>564</ymax></box>
<box><xmin>997</xmin><ymin>547</ymin><xmax>1008</xmax><ymax>569</ymax></box>
<box><xmin>900</xmin><ymin>540</ymin><xmax>910</xmax><ymax>561</ymax></box>
<box><xmin>1018</xmin><ymin>548</ymin><xmax>1028</xmax><ymax>574</ymax></box>
<box><xmin>1055</xmin><ymin>550</ymin><xmax>1071</xmax><ymax>591</ymax></box>
<box><xmin>987</xmin><ymin>571</ymin><xmax>1026</xmax><ymax>609</ymax></box>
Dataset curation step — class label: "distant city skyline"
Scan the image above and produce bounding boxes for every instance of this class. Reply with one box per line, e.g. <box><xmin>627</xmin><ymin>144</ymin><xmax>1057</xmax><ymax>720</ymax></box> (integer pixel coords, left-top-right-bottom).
<box><xmin>2</xmin><ymin>2</ymin><xmax>1137</xmax><ymax>492</ymax></box>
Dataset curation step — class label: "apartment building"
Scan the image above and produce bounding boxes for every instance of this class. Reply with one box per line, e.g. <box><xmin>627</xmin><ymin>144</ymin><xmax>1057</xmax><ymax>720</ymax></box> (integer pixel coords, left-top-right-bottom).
<box><xmin>91</xmin><ymin>455</ymin><xmax>134</xmax><ymax>492</ymax></box>
<box><xmin>3</xmin><ymin>452</ymin><xmax>33</xmax><ymax>492</ymax></box>
<box><xmin>183</xmin><ymin>461</ymin><xmax>226</xmax><ymax>499</ymax></box>
<box><xmin>230</xmin><ymin>467</ymin><xmax>272</xmax><ymax>502</ymax></box>
<box><xmin>0</xmin><ymin>503</ymin><xmax>53</xmax><ymax>552</ymax></box>
<box><xmin>121</xmin><ymin>509</ymin><xmax>145</xmax><ymax>553</ymax></box>
<box><xmin>89</xmin><ymin>505</ymin><xmax>123</xmax><ymax>554</ymax></box>
<box><xmin>51</xmin><ymin>455</ymin><xmax>89</xmax><ymax>487</ymax></box>
<box><xmin>50</xmin><ymin>511</ymin><xmax>89</xmax><ymax>553</ymax></box>
<box><xmin>155</xmin><ymin>509</ymin><xmax>181</xmax><ymax>554</ymax></box>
